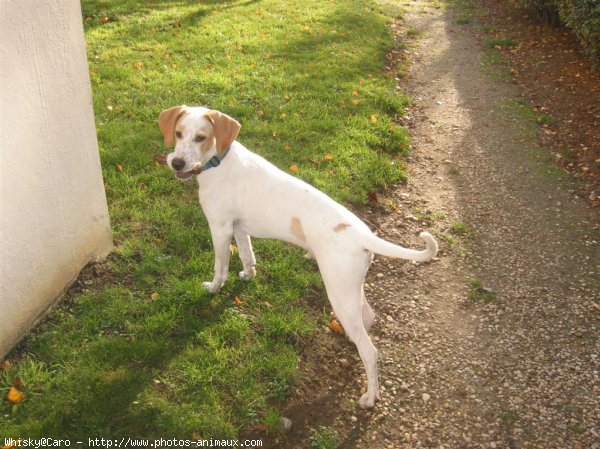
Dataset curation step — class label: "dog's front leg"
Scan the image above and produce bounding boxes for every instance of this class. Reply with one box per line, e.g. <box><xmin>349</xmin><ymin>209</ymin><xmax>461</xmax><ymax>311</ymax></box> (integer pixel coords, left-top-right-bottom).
<box><xmin>234</xmin><ymin>228</ymin><xmax>256</xmax><ymax>281</ymax></box>
<box><xmin>203</xmin><ymin>225</ymin><xmax>233</xmax><ymax>294</ymax></box>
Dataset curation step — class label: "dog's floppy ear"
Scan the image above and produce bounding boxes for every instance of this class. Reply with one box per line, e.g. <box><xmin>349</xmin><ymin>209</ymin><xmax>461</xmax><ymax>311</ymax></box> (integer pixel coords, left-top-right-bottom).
<box><xmin>158</xmin><ymin>106</ymin><xmax>187</xmax><ymax>146</ymax></box>
<box><xmin>205</xmin><ymin>110</ymin><xmax>241</xmax><ymax>155</ymax></box>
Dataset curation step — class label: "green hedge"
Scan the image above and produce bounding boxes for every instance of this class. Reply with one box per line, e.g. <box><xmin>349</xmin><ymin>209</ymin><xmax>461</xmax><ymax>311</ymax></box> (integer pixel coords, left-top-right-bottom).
<box><xmin>511</xmin><ymin>0</ymin><xmax>600</xmax><ymax>69</ymax></box>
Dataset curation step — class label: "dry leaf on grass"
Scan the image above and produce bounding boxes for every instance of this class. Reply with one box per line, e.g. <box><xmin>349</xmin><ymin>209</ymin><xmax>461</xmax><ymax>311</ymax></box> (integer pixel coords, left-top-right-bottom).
<box><xmin>329</xmin><ymin>319</ymin><xmax>343</xmax><ymax>334</ymax></box>
<box><xmin>7</xmin><ymin>386</ymin><xmax>25</xmax><ymax>404</ymax></box>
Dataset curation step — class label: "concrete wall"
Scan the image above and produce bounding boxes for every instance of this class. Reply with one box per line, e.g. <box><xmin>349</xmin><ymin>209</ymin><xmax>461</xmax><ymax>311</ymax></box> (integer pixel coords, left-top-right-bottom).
<box><xmin>0</xmin><ymin>0</ymin><xmax>113</xmax><ymax>358</ymax></box>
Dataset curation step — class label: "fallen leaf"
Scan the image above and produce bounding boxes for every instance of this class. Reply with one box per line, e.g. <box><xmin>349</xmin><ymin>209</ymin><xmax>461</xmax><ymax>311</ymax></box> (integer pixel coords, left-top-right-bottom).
<box><xmin>593</xmin><ymin>303</ymin><xmax>600</xmax><ymax>312</ymax></box>
<box><xmin>351</xmin><ymin>99</ymin><xmax>360</xmax><ymax>105</ymax></box>
<box><xmin>305</xmin><ymin>157</ymin><xmax>317</xmax><ymax>164</ymax></box>
<box><xmin>154</xmin><ymin>154</ymin><xmax>168</xmax><ymax>165</ymax></box>
<box><xmin>132</xmin><ymin>61</ymin><xmax>144</xmax><ymax>69</ymax></box>
<box><xmin>323</xmin><ymin>155</ymin><xmax>334</xmax><ymax>161</ymax></box>
<box><xmin>284</xmin><ymin>144</ymin><xmax>291</xmax><ymax>151</ymax></box>
<box><xmin>367</xmin><ymin>191</ymin><xmax>379</xmax><ymax>203</ymax></box>
<box><xmin>0</xmin><ymin>360</ymin><xmax>11</xmax><ymax>371</ymax></box>
<box><xmin>257</xmin><ymin>110</ymin><xmax>264</xmax><ymax>117</ymax></box>
<box><xmin>230</xmin><ymin>244</ymin><xmax>238</xmax><ymax>255</ymax></box>
<box><xmin>192</xmin><ymin>433</ymin><xmax>201</xmax><ymax>440</ymax></box>
<box><xmin>150</xmin><ymin>292</ymin><xmax>159</xmax><ymax>301</ymax></box>
<box><xmin>252</xmin><ymin>423</ymin><xmax>267</xmax><ymax>432</ymax></box>
<box><xmin>7</xmin><ymin>386</ymin><xmax>25</xmax><ymax>404</ymax></box>
<box><xmin>12</xmin><ymin>377</ymin><xmax>23</xmax><ymax>388</ymax></box>
<box><xmin>234</xmin><ymin>296</ymin><xmax>244</xmax><ymax>306</ymax></box>
<box><xmin>116</xmin><ymin>164</ymin><xmax>124</xmax><ymax>172</ymax></box>
<box><xmin>289</xmin><ymin>164</ymin><xmax>298</xmax><ymax>173</ymax></box>
<box><xmin>329</xmin><ymin>319</ymin><xmax>344</xmax><ymax>334</ymax></box>
<box><xmin>370</xmin><ymin>115</ymin><xmax>378</xmax><ymax>123</ymax></box>
<box><xmin>352</xmin><ymin>90</ymin><xmax>359</xmax><ymax>96</ymax></box>
<box><xmin>100</xmin><ymin>16</ymin><xmax>109</xmax><ymax>24</ymax></box>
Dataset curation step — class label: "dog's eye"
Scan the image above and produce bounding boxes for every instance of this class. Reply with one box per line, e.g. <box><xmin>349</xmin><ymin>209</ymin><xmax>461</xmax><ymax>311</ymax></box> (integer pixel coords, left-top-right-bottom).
<box><xmin>175</xmin><ymin>131</ymin><xmax>182</xmax><ymax>139</ymax></box>
<box><xmin>194</xmin><ymin>135</ymin><xmax>206</xmax><ymax>143</ymax></box>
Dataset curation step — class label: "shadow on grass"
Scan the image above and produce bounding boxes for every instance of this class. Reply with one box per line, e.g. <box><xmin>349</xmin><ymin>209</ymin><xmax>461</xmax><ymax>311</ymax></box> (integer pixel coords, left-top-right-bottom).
<box><xmin>82</xmin><ymin>0</ymin><xmax>263</xmax><ymax>31</ymax></box>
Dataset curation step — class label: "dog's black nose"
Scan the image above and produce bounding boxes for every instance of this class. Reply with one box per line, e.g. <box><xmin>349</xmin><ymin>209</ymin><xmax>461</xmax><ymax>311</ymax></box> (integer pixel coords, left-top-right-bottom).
<box><xmin>171</xmin><ymin>157</ymin><xmax>186</xmax><ymax>171</ymax></box>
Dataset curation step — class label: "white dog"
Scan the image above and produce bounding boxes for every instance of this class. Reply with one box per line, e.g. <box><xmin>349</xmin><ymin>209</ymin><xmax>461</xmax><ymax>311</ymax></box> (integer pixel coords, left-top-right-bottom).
<box><xmin>159</xmin><ymin>106</ymin><xmax>438</xmax><ymax>408</ymax></box>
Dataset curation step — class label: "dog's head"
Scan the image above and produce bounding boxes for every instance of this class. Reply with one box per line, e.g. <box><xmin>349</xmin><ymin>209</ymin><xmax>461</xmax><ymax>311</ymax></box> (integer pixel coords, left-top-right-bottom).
<box><xmin>158</xmin><ymin>106</ymin><xmax>241</xmax><ymax>179</ymax></box>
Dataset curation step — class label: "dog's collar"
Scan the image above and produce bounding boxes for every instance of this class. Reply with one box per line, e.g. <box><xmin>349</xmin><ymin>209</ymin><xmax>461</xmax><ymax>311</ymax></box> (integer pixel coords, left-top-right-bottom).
<box><xmin>198</xmin><ymin>146</ymin><xmax>231</xmax><ymax>174</ymax></box>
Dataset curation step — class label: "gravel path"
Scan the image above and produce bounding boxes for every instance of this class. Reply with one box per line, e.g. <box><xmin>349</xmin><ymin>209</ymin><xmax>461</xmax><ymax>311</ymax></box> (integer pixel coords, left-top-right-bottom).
<box><xmin>351</xmin><ymin>2</ymin><xmax>600</xmax><ymax>448</ymax></box>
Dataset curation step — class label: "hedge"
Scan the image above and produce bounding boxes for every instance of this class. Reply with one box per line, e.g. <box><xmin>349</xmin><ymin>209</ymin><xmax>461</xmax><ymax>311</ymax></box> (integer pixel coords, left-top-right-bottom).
<box><xmin>511</xmin><ymin>0</ymin><xmax>600</xmax><ymax>69</ymax></box>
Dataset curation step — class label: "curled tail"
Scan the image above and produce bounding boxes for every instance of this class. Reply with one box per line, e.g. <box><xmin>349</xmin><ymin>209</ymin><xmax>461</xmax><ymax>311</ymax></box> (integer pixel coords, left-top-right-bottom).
<box><xmin>363</xmin><ymin>231</ymin><xmax>438</xmax><ymax>262</ymax></box>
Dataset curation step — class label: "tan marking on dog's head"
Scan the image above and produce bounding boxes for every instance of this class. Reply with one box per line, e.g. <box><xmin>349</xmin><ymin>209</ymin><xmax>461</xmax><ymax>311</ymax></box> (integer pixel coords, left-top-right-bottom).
<box><xmin>158</xmin><ymin>105</ymin><xmax>188</xmax><ymax>146</ymax></box>
<box><xmin>333</xmin><ymin>223</ymin><xmax>351</xmax><ymax>233</ymax></box>
<box><xmin>290</xmin><ymin>217</ymin><xmax>307</xmax><ymax>242</ymax></box>
<box><xmin>205</xmin><ymin>110</ymin><xmax>241</xmax><ymax>156</ymax></box>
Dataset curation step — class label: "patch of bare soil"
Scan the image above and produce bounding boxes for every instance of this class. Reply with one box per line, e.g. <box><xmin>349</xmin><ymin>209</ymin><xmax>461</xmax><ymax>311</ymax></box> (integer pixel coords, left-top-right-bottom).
<box><xmin>478</xmin><ymin>0</ymin><xmax>600</xmax><ymax>208</ymax></box>
<box><xmin>263</xmin><ymin>1</ymin><xmax>600</xmax><ymax>448</ymax></box>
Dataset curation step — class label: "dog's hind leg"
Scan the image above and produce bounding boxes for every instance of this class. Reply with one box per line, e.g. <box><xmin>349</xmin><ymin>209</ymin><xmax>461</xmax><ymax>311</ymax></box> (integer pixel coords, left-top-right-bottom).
<box><xmin>234</xmin><ymin>228</ymin><xmax>256</xmax><ymax>281</ymax></box>
<box><xmin>361</xmin><ymin>250</ymin><xmax>376</xmax><ymax>332</ymax></box>
<box><xmin>316</xmin><ymin>250</ymin><xmax>379</xmax><ymax>408</ymax></box>
<box><xmin>362</xmin><ymin>294</ymin><xmax>376</xmax><ymax>333</ymax></box>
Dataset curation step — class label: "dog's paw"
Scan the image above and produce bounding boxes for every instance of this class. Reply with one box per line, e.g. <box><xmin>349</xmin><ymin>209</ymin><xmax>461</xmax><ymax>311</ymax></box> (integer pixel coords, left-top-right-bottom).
<box><xmin>202</xmin><ymin>281</ymin><xmax>221</xmax><ymax>294</ymax></box>
<box><xmin>238</xmin><ymin>267</ymin><xmax>256</xmax><ymax>281</ymax></box>
<box><xmin>358</xmin><ymin>392</ymin><xmax>377</xmax><ymax>409</ymax></box>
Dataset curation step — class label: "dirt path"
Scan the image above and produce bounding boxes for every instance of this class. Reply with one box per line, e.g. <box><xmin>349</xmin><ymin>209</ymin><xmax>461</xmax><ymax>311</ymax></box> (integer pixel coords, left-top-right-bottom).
<box><xmin>276</xmin><ymin>2</ymin><xmax>599</xmax><ymax>448</ymax></box>
<box><xmin>358</xmin><ymin>2</ymin><xmax>600</xmax><ymax>448</ymax></box>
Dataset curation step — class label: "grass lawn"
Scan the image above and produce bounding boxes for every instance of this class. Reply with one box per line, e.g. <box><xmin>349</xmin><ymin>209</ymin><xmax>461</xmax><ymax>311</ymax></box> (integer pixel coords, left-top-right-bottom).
<box><xmin>1</xmin><ymin>0</ymin><xmax>409</xmax><ymax>439</ymax></box>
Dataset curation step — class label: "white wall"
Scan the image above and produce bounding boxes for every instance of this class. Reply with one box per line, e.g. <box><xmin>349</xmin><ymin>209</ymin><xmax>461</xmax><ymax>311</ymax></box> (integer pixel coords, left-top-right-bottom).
<box><xmin>0</xmin><ymin>0</ymin><xmax>113</xmax><ymax>357</ymax></box>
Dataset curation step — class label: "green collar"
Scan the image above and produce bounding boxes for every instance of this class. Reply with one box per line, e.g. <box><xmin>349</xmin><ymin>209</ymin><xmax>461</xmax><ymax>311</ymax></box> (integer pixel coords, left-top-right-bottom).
<box><xmin>201</xmin><ymin>146</ymin><xmax>230</xmax><ymax>172</ymax></box>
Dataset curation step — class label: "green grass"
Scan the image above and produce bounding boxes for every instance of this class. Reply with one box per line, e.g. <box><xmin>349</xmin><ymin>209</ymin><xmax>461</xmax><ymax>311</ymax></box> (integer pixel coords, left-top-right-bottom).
<box><xmin>450</xmin><ymin>0</ymin><xmax>476</xmax><ymax>24</ymax></box>
<box><xmin>498</xmin><ymin>410</ymin><xmax>519</xmax><ymax>423</ymax></box>
<box><xmin>449</xmin><ymin>220</ymin><xmax>469</xmax><ymax>235</ymax></box>
<box><xmin>484</xmin><ymin>37</ymin><xmax>518</xmax><ymax>48</ymax></box>
<box><xmin>468</xmin><ymin>279</ymin><xmax>496</xmax><ymax>303</ymax></box>
<box><xmin>309</xmin><ymin>426</ymin><xmax>340</xmax><ymax>449</ymax></box>
<box><xmin>1</xmin><ymin>0</ymin><xmax>410</xmax><ymax>440</ymax></box>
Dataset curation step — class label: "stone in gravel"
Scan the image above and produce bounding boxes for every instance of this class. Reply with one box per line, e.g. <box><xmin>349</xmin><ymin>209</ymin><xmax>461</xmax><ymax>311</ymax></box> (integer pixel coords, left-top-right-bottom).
<box><xmin>338</xmin><ymin>358</ymin><xmax>351</xmax><ymax>368</ymax></box>
<box><xmin>280</xmin><ymin>417</ymin><xmax>292</xmax><ymax>431</ymax></box>
<box><xmin>423</xmin><ymin>393</ymin><xmax>431</xmax><ymax>402</ymax></box>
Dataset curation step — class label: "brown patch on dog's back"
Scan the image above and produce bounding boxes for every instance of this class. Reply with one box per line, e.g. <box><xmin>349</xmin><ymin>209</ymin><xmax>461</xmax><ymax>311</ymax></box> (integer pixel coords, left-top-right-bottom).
<box><xmin>333</xmin><ymin>223</ymin><xmax>351</xmax><ymax>232</ymax></box>
<box><xmin>290</xmin><ymin>217</ymin><xmax>307</xmax><ymax>242</ymax></box>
